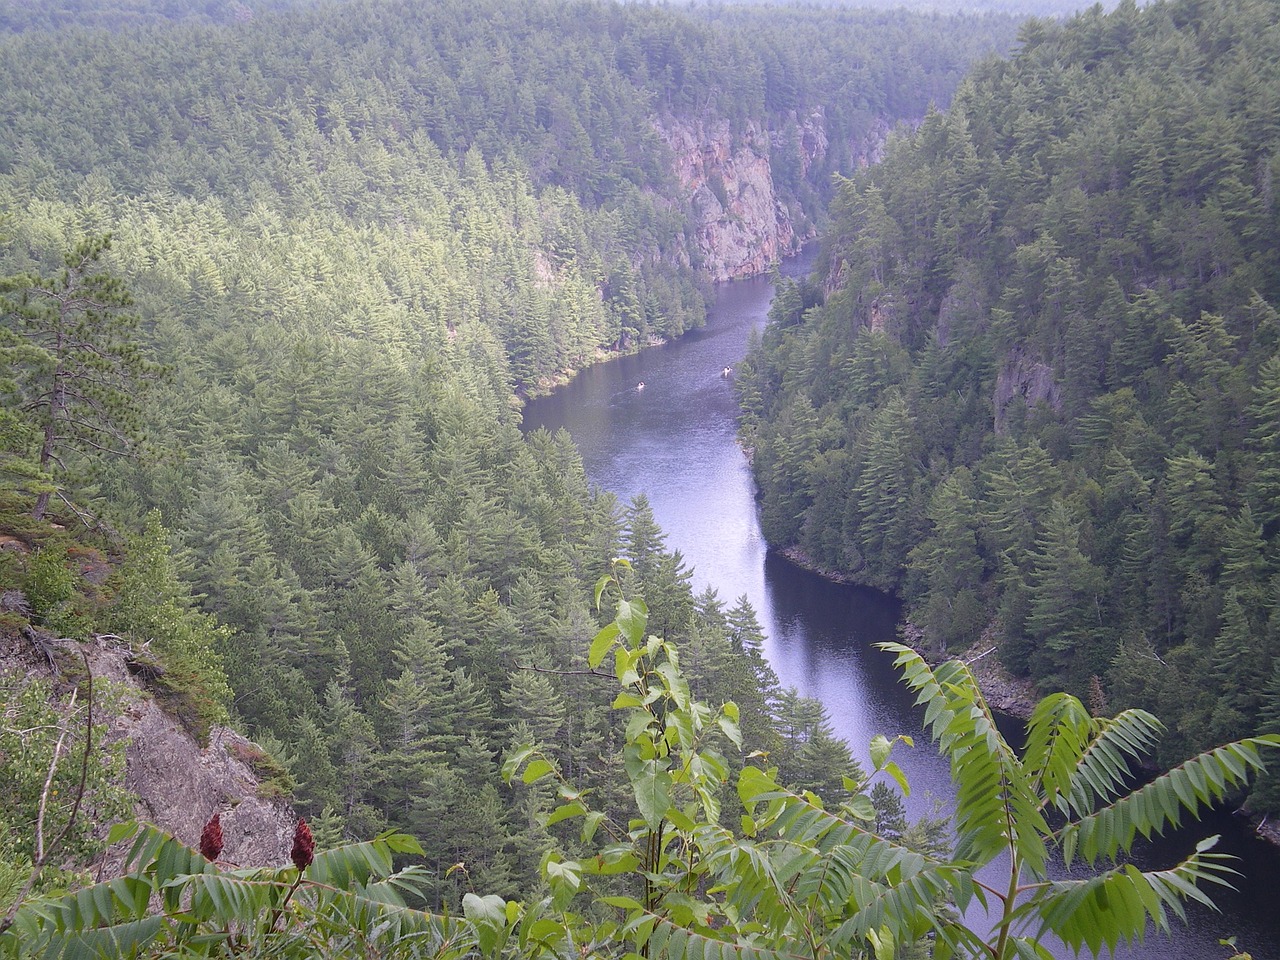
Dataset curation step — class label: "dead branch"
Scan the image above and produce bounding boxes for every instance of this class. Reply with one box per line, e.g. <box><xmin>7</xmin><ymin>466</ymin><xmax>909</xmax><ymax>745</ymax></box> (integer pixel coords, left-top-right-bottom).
<box><xmin>56</xmin><ymin>492</ymin><xmax>96</xmax><ymax>530</ymax></box>
<box><xmin>517</xmin><ymin>662</ymin><xmax>615</xmax><ymax>681</ymax></box>
<box><xmin>0</xmin><ymin>643</ymin><xmax>95</xmax><ymax>935</ymax></box>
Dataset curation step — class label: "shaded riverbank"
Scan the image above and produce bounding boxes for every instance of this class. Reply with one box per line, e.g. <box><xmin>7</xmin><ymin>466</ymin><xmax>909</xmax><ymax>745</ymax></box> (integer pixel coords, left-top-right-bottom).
<box><xmin>522</xmin><ymin>252</ymin><xmax>1280</xmax><ymax>960</ymax></box>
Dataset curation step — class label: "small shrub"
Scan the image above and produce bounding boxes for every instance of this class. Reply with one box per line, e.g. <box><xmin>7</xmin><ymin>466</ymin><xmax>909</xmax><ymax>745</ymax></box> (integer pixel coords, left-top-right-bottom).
<box><xmin>229</xmin><ymin>740</ymin><xmax>297</xmax><ymax>800</ymax></box>
<box><xmin>707</xmin><ymin>171</ymin><xmax>730</xmax><ymax>211</ymax></box>
<box><xmin>23</xmin><ymin>544</ymin><xmax>76</xmax><ymax>625</ymax></box>
<box><xmin>145</xmin><ymin>656</ymin><xmax>224</xmax><ymax>747</ymax></box>
<box><xmin>0</xmin><ymin>612</ymin><xmax>28</xmax><ymax>639</ymax></box>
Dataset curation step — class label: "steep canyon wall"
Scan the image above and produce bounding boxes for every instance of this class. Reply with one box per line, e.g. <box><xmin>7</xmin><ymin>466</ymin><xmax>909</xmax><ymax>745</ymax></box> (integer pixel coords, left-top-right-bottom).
<box><xmin>656</xmin><ymin>111</ymin><xmax>889</xmax><ymax>283</ymax></box>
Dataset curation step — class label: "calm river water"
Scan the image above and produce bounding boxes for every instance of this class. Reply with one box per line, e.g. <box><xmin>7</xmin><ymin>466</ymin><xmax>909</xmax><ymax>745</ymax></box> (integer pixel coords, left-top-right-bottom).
<box><xmin>521</xmin><ymin>253</ymin><xmax>1280</xmax><ymax>959</ymax></box>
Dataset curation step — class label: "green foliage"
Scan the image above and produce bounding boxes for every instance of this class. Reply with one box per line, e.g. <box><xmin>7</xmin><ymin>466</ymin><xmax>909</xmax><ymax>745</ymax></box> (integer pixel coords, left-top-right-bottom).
<box><xmin>507</xmin><ymin>562</ymin><xmax>962</xmax><ymax>960</ymax></box>
<box><xmin>8</xmin><ymin>593</ymin><xmax>1279</xmax><ymax>959</ymax></box>
<box><xmin>22</xmin><ymin>542</ymin><xmax>78</xmax><ymax>627</ymax></box>
<box><xmin>743</xmin><ymin>0</ymin><xmax>1280</xmax><ymax>809</ymax></box>
<box><xmin>881</xmin><ymin>642</ymin><xmax>1280</xmax><ymax>958</ymax></box>
<box><xmin>0</xmin><ymin>0</ymin><xmax>1018</xmax><ymax>400</ymax></box>
<box><xmin>1</xmin><ymin>821</ymin><xmax>471</xmax><ymax>960</ymax></box>
<box><xmin>0</xmin><ymin>672</ymin><xmax>130</xmax><ymax>897</ymax></box>
<box><xmin>0</xmin><ymin>0</ymin><xmax>1025</xmax><ymax>892</ymax></box>
<box><xmin>227</xmin><ymin>740</ymin><xmax>296</xmax><ymax>800</ymax></box>
<box><xmin>0</xmin><ymin>234</ymin><xmax>159</xmax><ymax>521</ymax></box>
<box><xmin>108</xmin><ymin>510</ymin><xmax>233</xmax><ymax>743</ymax></box>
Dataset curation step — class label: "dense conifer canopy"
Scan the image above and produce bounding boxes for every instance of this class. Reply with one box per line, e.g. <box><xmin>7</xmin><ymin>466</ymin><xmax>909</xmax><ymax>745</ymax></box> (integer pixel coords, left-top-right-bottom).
<box><xmin>740</xmin><ymin>0</ymin><xmax>1280</xmax><ymax>811</ymax></box>
<box><xmin>4</xmin><ymin>0</ymin><xmax>1280</xmax><ymax>954</ymax></box>
<box><xmin>0</xmin><ymin>0</ymin><xmax>1018</xmax><ymax>916</ymax></box>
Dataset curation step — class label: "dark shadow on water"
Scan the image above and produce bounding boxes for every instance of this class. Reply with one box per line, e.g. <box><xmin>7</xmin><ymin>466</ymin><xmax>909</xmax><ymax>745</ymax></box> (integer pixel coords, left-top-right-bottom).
<box><xmin>522</xmin><ymin>248</ymin><xmax>1280</xmax><ymax>960</ymax></box>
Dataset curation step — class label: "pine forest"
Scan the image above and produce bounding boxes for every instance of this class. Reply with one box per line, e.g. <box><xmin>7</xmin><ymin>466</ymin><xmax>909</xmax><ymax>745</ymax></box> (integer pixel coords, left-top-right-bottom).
<box><xmin>1</xmin><ymin>0</ymin><xmax>1279</xmax><ymax>958</ymax></box>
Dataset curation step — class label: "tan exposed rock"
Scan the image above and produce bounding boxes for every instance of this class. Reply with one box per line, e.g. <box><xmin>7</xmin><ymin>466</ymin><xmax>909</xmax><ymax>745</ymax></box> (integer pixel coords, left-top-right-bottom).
<box><xmin>994</xmin><ymin>347</ymin><xmax>1061</xmax><ymax>431</ymax></box>
<box><xmin>868</xmin><ymin>297</ymin><xmax>895</xmax><ymax>335</ymax></box>
<box><xmin>775</xmin><ymin>109</ymin><xmax>830</xmax><ymax>180</ymax></box>
<box><xmin>112</xmin><ymin>698</ymin><xmax>296</xmax><ymax>870</ymax></box>
<box><xmin>5</xmin><ymin>633</ymin><xmax>296</xmax><ymax>875</ymax></box>
<box><xmin>86</xmin><ymin>637</ymin><xmax>296</xmax><ymax>871</ymax></box>
<box><xmin>654</xmin><ymin>111</ymin><xmax>893</xmax><ymax>284</ymax></box>
<box><xmin>656</xmin><ymin>115</ymin><xmax>798</xmax><ymax>282</ymax></box>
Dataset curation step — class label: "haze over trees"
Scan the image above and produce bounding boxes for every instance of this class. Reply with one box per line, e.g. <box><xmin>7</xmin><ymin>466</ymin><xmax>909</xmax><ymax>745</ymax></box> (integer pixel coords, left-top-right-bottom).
<box><xmin>4</xmin><ymin>0</ymin><xmax>1280</xmax><ymax>953</ymax></box>
<box><xmin>740</xmin><ymin>0</ymin><xmax>1280</xmax><ymax>813</ymax></box>
<box><xmin>0</xmin><ymin>0</ymin><xmax>1023</xmax><ymax>920</ymax></box>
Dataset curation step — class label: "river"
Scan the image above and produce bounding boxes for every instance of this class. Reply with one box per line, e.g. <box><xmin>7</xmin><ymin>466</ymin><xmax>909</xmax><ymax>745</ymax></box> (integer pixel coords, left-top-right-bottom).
<box><xmin>521</xmin><ymin>252</ymin><xmax>1280</xmax><ymax>959</ymax></box>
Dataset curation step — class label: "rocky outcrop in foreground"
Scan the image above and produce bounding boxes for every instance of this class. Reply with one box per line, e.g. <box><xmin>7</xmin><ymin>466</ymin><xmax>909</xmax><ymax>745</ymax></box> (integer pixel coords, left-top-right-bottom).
<box><xmin>85</xmin><ymin>638</ymin><xmax>296</xmax><ymax>869</ymax></box>
<box><xmin>3</xmin><ymin>628</ymin><xmax>295</xmax><ymax>873</ymax></box>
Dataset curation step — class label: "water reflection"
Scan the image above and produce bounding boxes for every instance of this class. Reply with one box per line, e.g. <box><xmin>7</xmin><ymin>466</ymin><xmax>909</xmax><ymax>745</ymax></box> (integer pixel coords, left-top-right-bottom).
<box><xmin>520</xmin><ymin>254</ymin><xmax>1280</xmax><ymax>960</ymax></box>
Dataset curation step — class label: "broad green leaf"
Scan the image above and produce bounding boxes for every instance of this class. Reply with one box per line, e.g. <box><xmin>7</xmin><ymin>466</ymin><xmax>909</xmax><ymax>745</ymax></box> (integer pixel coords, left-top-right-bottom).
<box><xmin>633</xmin><ymin>763</ymin><xmax>673</xmax><ymax>830</ymax></box>
<box><xmin>522</xmin><ymin>758</ymin><xmax>556</xmax><ymax>784</ymax></box>
<box><xmin>867</xmin><ymin>925</ymin><xmax>895</xmax><ymax>960</ymax></box>
<box><xmin>463</xmin><ymin>892</ymin><xmax>508</xmax><ymax>926</ymax></box>
<box><xmin>616</xmin><ymin>598</ymin><xmax>648</xmax><ymax>646</ymax></box>
<box><xmin>106</xmin><ymin>821</ymin><xmax>140</xmax><ymax>845</ymax></box>
<box><xmin>546</xmin><ymin>800</ymin><xmax>587</xmax><ymax>827</ymax></box>
<box><xmin>582</xmin><ymin>810</ymin><xmax>606</xmax><ymax>843</ymax></box>
<box><xmin>379</xmin><ymin>831</ymin><xmax>425</xmax><ymax>856</ymax></box>
<box><xmin>501</xmin><ymin>745</ymin><xmax>536</xmax><ymax>784</ymax></box>
<box><xmin>883</xmin><ymin>761</ymin><xmax>910</xmax><ymax>797</ymax></box>
<box><xmin>870</xmin><ymin>734</ymin><xmax>892</xmax><ymax>770</ymax></box>
<box><xmin>594</xmin><ymin>573</ymin><xmax>612</xmax><ymax>611</ymax></box>
<box><xmin>717</xmin><ymin>714</ymin><xmax>742</xmax><ymax>748</ymax></box>
<box><xmin>847</xmin><ymin>794</ymin><xmax>876</xmax><ymax>821</ymax></box>
<box><xmin>464</xmin><ymin>892</ymin><xmax>510</xmax><ymax>955</ymax></box>
<box><xmin>603</xmin><ymin>895</ymin><xmax>644</xmax><ymax>910</ymax></box>
<box><xmin>590</xmin><ymin>621</ymin><xmax>621</xmax><ymax>668</ymax></box>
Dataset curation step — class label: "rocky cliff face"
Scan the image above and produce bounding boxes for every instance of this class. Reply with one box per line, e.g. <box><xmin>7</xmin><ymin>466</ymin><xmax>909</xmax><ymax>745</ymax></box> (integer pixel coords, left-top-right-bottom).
<box><xmin>85</xmin><ymin>638</ymin><xmax>297</xmax><ymax>871</ymax></box>
<box><xmin>657</xmin><ymin>115</ymin><xmax>799</xmax><ymax>283</ymax></box>
<box><xmin>657</xmin><ymin>110</ymin><xmax>886</xmax><ymax>283</ymax></box>
<box><xmin>2</xmin><ymin>627</ymin><xmax>296</xmax><ymax>873</ymax></box>
<box><xmin>994</xmin><ymin>347</ymin><xmax>1061</xmax><ymax>431</ymax></box>
<box><xmin>655</xmin><ymin>110</ymin><xmax>885</xmax><ymax>281</ymax></box>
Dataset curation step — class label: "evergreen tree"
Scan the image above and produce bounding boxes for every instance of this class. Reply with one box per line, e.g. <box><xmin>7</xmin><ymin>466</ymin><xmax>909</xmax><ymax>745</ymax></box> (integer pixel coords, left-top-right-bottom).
<box><xmin>1246</xmin><ymin>353</ymin><xmax>1280</xmax><ymax>533</ymax></box>
<box><xmin>759</xmin><ymin>392</ymin><xmax>821</xmax><ymax>547</ymax></box>
<box><xmin>1248</xmin><ymin>663</ymin><xmax>1280</xmax><ymax>812</ymax></box>
<box><xmin>907</xmin><ymin>469</ymin><xmax>985</xmax><ymax>653</ymax></box>
<box><xmin>993</xmin><ymin>437</ymin><xmax>1059</xmax><ymax>539</ymax></box>
<box><xmin>1208</xmin><ymin>590</ymin><xmax>1266</xmax><ymax>744</ymax></box>
<box><xmin>622</xmin><ymin>493</ymin><xmax>665</xmax><ymax>583</ymax></box>
<box><xmin>724</xmin><ymin>595</ymin><xmax>783</xmax><ymax>755</ymax></box>
<box><xmin>1220</xmin><ymin>505</ymin><xmax>1270</xmax><ymax>609</ymax></box>
<box><xmin>321</xmin><ymin>674</ymin><xmax>384</xmax><ymax>839</ymax></box>
<box><xmin>847</xmin><ymin>393</ymin><xmax>919</xmax><ymax>588</ymax></box>
<box><xmin>1023</xmin><ymin>500</ymin><xmax>1107</xmax><ymax>693</ymax></box>
<box><xmin>501</xmin><ymin>671</ymin><xmax>567</xmax><ymax>750</ymax></box>
<box><xmin>0</xmin><ymin>235</ymin><xmax>158</xmax><ymax>519</ymax></box>
<box><xmin>1164</xmin><ymin>451</ymin><xmax>1227</xmax><ymax>582</ymax></box>
<box><xmin>379</xmin><ymin>621</ymin><xmax>452</xmax><ymax>819</ymax></box>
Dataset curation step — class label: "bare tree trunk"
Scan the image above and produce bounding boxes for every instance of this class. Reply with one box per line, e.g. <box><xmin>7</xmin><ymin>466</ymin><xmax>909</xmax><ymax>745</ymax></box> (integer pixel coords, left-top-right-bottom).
<box><xmin>32</xmin><ymin>366</ymin><xmax>64</xmax><ymax>522</ymax></box>
<box><xmin>32</xmin><ymin>414</ymin><xmax>57</xmax><ymax>521</ymax></box>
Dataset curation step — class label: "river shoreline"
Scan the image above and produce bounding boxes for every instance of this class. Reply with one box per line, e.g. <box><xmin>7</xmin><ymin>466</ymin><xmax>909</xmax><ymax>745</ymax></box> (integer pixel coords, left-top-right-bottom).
<box><xmin>774</xmin><ymin>544</ymin><xmax>1042</xmax><ymax>716</ymax></box>
<box><xmin>772</xmin><ymin>542</ymin><xmax>1280</xmax><ymax>849</ymax></box>
<box><xmin>517</xmin><ymin>335</ymin><xmax>674</xmax><ymax>404</ymax></box>
<box><xmin>526</xmin><ymin>249</ymin><xmax>1280</xmax><ymax>954</ymax></box>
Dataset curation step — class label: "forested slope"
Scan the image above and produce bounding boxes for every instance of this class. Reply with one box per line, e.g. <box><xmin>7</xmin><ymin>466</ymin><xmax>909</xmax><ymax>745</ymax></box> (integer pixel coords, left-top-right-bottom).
<box><xmin>0</xmin><ymin>0</ymin><xmax>1023</xmax><ymax>908</ymax></box>
<box><xmin>0</xmin><ymin>0</ymin><xmax>1017</xmax><ymax>386</ymax></box>
<box><xmin>740</xmin><ymin>0</ymin><xmax>1280</xmax><ymax>809</ymax></box>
